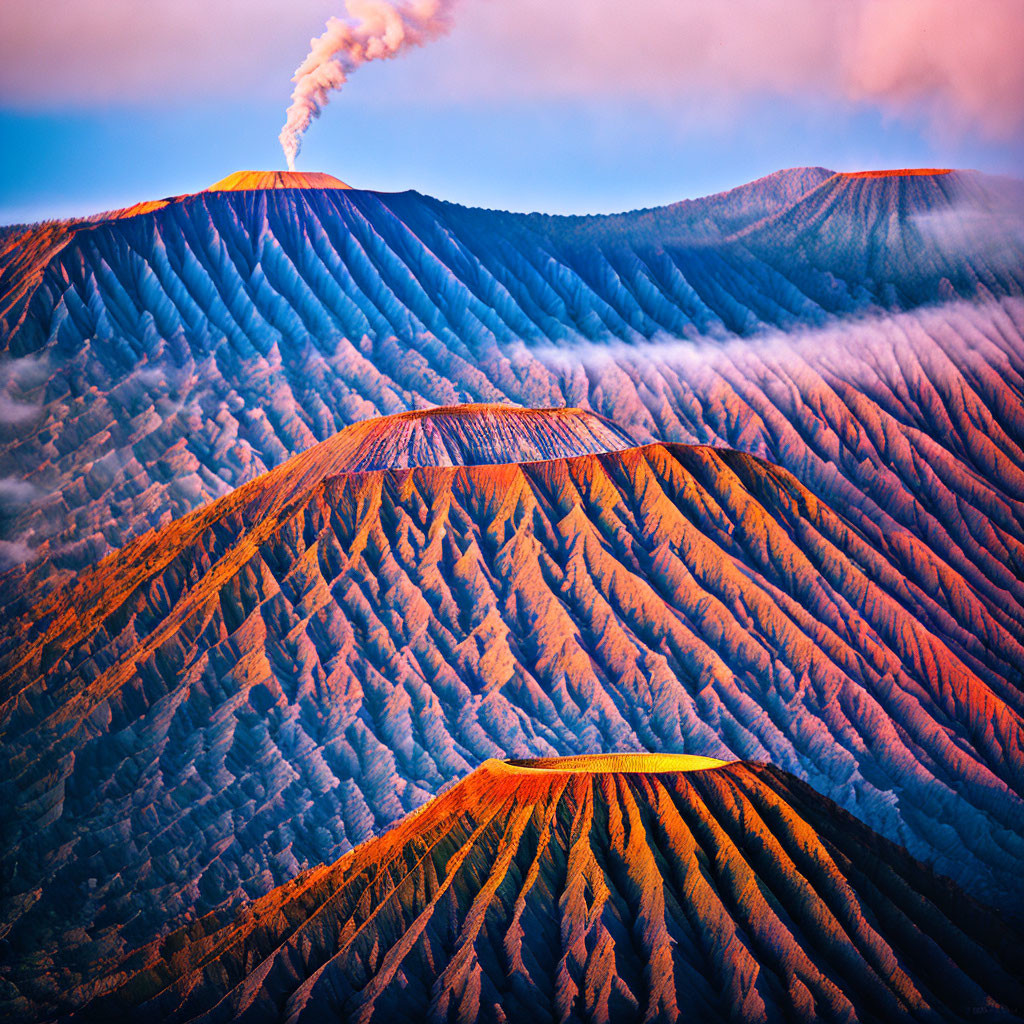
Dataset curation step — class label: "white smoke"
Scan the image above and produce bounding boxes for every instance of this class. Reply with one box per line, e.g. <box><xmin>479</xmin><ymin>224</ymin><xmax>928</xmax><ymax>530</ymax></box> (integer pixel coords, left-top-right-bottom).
<box><xmin>280</xmin><ymin>0</ymin><xmax>455</xmax><ymax>170</ymax></box>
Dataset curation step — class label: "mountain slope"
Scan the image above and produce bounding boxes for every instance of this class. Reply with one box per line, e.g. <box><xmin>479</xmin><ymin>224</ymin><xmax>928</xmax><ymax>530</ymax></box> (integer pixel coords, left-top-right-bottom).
<box><xmin>740</xmin><ymin>169</ymin><xmax>1024</xmax><ymax>303</ymax></box>
<box><xmin>3</xmin><ymin>420</ymin><xmax>1023</xmax><ymax>1012</ymax></box>
<box><xmin>2</xmin><ymin>168</ymin><xmax>1022</xmax><ymax>585</ymax></box>
<box><xmin>2</xmin><ymin>169</ymin><xmax>1024</xmax><ymax>1020</ymax></box>
<box><xmin>65</xmin><ymin>758</ymin><xmax>1024</xmax><ymax>1024</ymax></box>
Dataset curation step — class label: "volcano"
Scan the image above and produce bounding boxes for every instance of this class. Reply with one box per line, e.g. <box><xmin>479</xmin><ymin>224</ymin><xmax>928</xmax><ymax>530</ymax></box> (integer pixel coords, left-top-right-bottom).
<box><xmin>309</xmin><ymin>404</ymin><xmax>637</xmax><ymax>469</ymax></box>
<box><xmin>71</xmin><ymin>756</ymin><xmax>1024</xmax><ymax>1024</ymax></box>
<box><xmin>206</xmin><ymin>170</ymin><xmax>352</xmax><ymax>192</ymax></box>
<box><xmin>1</xmin><ymin>166</ymin><xmax>1022</xmax><ymax>590</ymax></box>
<box><xmin>3</xmin><ymin>406</ymin><xmax>1023</xmax><ymax>1019</ymax></box>
<box><xmin>2</xmin><ymin>168</ymin><xmax>1024</xmax><ymax>1022</ymax></box>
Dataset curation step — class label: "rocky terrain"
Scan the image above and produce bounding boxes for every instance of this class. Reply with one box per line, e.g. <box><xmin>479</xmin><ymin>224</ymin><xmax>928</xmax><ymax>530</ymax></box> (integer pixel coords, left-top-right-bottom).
<box><xmin>1</xmin><ymin>167</ymin><xmax>1022</xmax><ymax>589</ymax></box>
<box><xmin>70</xmin><ymin>756</ymin><xmax>1024</xmax><ymax>1023</ymax></box>
<box><xmin>2</xmin><ymin>407</ymin><xmax>1022</xmax><ymax>1019</ymax></box>
<box><xmin>2</xmin><ymin>167</ymin><xmax>1024</xmax><ymax>1021</ymax></box>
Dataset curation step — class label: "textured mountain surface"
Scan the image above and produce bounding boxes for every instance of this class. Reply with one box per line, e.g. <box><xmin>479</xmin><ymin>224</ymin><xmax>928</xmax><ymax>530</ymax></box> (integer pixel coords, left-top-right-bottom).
<box><xmin>299</xmin><ymin>404</ymin><xmax>637</xmax><ymax>469</ymax></box>
<box><xmin>207</xmin><ymin>171</ymin><xmax>352</xmax><ymax>192</ymax></box>
<box><xmin>2</xmin><ymin>167</ymin><xmax>1023</xmax><ymax>584</ymax></box>
<box><xmin>65</xmin><ymin>758</ymin><xmax>1024</xmax><ymax>1024</ymax></box>
<box><xmin>3</xmin><ymin>169</ymin><xmax>1024</xmax><ymax>1019</ymax></box>
<box><xmin>3</xmin><ymin>419</ymin><xmax>1023</xmax><ymax>1017</ymax></box>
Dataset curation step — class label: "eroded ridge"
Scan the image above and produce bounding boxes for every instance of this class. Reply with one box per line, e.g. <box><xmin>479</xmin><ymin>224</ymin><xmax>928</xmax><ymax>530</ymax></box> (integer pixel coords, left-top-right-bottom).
<box><xmin>503</xmin><ymin>753</ymin><xmax>727</xmax><ymax>773</ymax></box>
<box><xmin>65</xmin><ymin>759</ymin><xmax>1024</xmax><ymax>1024</ymax></box>
<box><xmin>2</xmin><ymin>167</ymin><xmax>1022</xmax><ymax>583</ymax></box>
<box><xmin>2</xmin><ymin>168</ymin><xmax>1024</xmax><ymax>1019</ymax></box>
<box><xmin>2</xmin><ymin>434</ymin><xmax>1023</xmax><ymax>1016</ymax></box>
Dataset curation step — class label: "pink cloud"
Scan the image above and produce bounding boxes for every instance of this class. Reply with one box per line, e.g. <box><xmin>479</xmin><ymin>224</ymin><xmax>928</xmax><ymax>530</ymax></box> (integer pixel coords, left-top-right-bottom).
<box><xmin>440</xmin><ymin>0</ymin><xmax>842</xmax><ymax>101</ymax></box>
<box><xmin>444</xmin><ymin>0</ymin><xmax>1024</xmax><ymax>139</ymax></box>
<box><xmin>0</xmin><ymin>0</ymin><xmax>336</xmax><ymax>102</ymax></box>
<box><xmin>847</xmin><ymin>0</ymin><xmax>1024</xmax><ymax>138</ymax></box>
<box><xmin>1</xmin><ymin>0</ymin><xmax>1021</xmax><ymax>141</ymax></box>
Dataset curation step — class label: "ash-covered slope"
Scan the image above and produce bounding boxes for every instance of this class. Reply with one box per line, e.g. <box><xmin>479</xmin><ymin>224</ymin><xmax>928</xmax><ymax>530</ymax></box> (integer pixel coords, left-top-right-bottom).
<box><xmin>2</xmin><ymin>167</ymin><xmax>1023</xmax><ymax>584</ymax></box>
<box><xmin>741</xmin><ymin>170</ymin><xmax>1024</xmax><ymax>298</ymax></box>
<box><xmin>3</xmin><ymin>170</ymin><xmax>1024</xmax><ymax>1016</ymax></box>
<box><xmin>70</xmin><ymin>758</ymin><xmax>1024</xmax><ymax>1024</ymax></box>
<box><xmin>313</xmin><ymin>404</ymin><xmax>636</xmax><ymax>469</ymax></box>
<box><xmin>3</xmin><ymin>417</ymin><xmax>1023</xmax><ymax>1014</ymax></box>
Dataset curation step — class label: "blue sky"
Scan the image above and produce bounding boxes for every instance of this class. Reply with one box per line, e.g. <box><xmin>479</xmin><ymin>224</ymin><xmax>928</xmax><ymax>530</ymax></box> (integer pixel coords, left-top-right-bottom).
<box><xmin>2</xmin><ymin>0</ymin><xmax>1022</xmax><ymax>223</ymax></box>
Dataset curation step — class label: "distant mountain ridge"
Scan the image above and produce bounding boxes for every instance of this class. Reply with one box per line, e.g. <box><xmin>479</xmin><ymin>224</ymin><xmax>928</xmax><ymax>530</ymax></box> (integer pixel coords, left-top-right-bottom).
<box><xmin>738</xmin><ymin>168</ymin><xmax>1024</xmax><ymax>295</ymax></box>
<box><xmin>7</xmin><ymin>166</ymin><xmax>1017</xmax><ymax>347</ymax></box>
<box><xmin>67</xmin><ymin>757</ymin><xmax>1024</xmax><ymax>1024</ymax></box>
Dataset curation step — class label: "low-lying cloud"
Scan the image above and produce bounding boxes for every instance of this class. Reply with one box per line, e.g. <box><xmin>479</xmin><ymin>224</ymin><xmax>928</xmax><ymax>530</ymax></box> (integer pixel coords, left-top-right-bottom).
<box><xmin>0</xmin><ymin>356</ymin><xmax>46</xmax><ymax>424</ymax></box>
<box><xmin>0</xmin><ymin>476</ymin><xmax>41</xmax><ymax>511</ymax></box>
<box><xmin>0</xmin><ymin>394</ymin><xmax>40</xmax><ymax>425</ymax></box>
<box><xmin>533</xmin><ymin>298</ymin><xmax>1024</xmax><ymax>403</ymax></box>
<box><xmin>912</xmin><ymin>204</ymin><xmax>1024</xmax><ymax>277</ymax></box>
<box><xmin>0</xmin><ymin>539</ymin><xmax>31</xmax><ymax>568</ymax></box>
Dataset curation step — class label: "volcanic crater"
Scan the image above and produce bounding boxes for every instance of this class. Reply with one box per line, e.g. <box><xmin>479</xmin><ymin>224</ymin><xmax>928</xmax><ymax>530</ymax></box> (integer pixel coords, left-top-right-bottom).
<box><xmin>69</xmin><ymin>755</ymin><xmax>1024</xmax><ymax>1024</ymax></box>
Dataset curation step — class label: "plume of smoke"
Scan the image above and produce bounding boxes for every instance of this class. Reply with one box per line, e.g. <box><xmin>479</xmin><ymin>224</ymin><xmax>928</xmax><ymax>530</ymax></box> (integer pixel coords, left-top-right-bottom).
<box><xmin>280</xmin><ymin>0</ymin><xmax>454</xmax><ymax>170</ymax></box>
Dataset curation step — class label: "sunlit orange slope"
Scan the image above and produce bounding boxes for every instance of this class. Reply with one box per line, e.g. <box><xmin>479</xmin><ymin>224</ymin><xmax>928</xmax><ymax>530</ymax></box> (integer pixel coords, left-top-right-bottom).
<box><xmin>839</xmin><ymin>168</ymin><xmax>952</xmax><ymax>178</ymax></box>
<box><xmin>4</xmin><ymin>407</ymin><xmax>1024</xmax><ymax>1015</ymax></box>
<box><xmin>96</xmin><ymin>169</ymin><xmax>352</xmax><ymax>220</ymax></box>
<box><xmin>76</xmin><ymin>756</ymin><xmax>1024</xmax><ymax>1024</ymax></box>
<box><xmin>206</xmin><ymin>170</ymin><xmax>352</xmax><ymax>191</ymax></box>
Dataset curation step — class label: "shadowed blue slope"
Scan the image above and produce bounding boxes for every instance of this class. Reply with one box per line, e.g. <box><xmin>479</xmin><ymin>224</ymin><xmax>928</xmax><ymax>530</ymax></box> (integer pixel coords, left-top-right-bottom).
<box><xmin>6</xmin><ymin>170</ymin><xmax>1015</xmax><ymax>362</ymax></box>
<box><xmin>2</xmin><ymin>168</ymin><xmax>1022</xmax><ymax>576</ymax></box>
<box><xmin>2</xmin><ymin>169</ymin><xmax>1024</xmax><ymax>1021</ymax></box>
